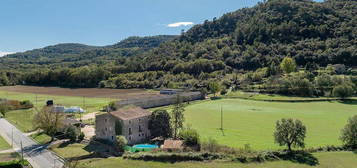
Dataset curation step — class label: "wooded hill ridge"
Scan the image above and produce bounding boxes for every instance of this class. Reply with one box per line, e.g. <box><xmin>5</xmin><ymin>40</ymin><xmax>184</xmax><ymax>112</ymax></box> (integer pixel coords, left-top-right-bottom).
<box><xmin>0</xmin><ymin>35</ymin><xmax>177</xmax><ymax>69</ymax></box>
<box><xmin>0</xmin><ymin>0</ymin><xmax>356</xmax><ymax>89</ymax></box>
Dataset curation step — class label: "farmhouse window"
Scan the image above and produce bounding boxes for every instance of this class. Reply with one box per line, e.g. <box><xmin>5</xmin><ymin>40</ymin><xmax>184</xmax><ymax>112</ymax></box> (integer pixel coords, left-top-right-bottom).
<box><xmin>129</xmin><ymin>128</ymin><xmax>132</xmax><ymax>135</ymax></box>
<box><xmin>139</xmin><ymin>125</ymin><xmax>142</xmax><ymax>132</ymax></box>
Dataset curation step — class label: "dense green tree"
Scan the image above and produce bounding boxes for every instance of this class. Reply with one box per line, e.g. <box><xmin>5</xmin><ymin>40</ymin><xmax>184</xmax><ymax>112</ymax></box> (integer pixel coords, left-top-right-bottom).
<box><xmin>280</xmin><ymin>57</ymin><xmax>297</xmax><ymax>74</ymax></box>
<box><xmin>274</xmin><ymin>118</ymin><xmax>307</xmax><ymax>152</ymax></box>
<box><xmin>209</xmin><ymin>81</ymin><xmax>222</xmax><ymax>97</ymax></box>
<box><xmin>333</xmin><ymin>84</ymin><xmax>355</xmax><ymax>99</ymax></box>
<box><xmin>340</xmin><ymin>115</ymin><xmax>357</xmax><ymax>149</ymax></box>
<box><xmin>179</xmin><ymin>128</ymin><xmax>200</xmax><ymax>146</ymax></box>
<box><xmin>149</xmin><ymin>110</ymin><xmax>172</xmax><ymax>138</ymax></box>
<box><xmin>172</xmin><ymin>95</ymin><xmax>185</xmax><ymax>139</ymax></box>
<box><xmin>0</xmin><ymin>73</ymin><xmax>10</xmax><ymax>86</ymax></box>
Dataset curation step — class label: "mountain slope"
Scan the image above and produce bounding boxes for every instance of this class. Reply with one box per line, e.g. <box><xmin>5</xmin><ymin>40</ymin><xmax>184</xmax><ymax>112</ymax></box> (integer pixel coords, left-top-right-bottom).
<box><xmin>0</xmin><ymin>35</ymin><xmax>177</xmax><ymax>69</ymax></box>
<box><xmin>140</xmin><ymin>0</ymin><xmax>356</xmax><ymax>71</ymax></box>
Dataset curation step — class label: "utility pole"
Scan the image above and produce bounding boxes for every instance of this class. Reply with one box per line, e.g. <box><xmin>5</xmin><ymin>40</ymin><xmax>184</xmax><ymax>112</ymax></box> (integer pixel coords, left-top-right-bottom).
<box><xmin>11</xmin><ymin>128</ymin><xmax>13</xmax><ymax>147</ymax></box>
<box><xmin>35</xmin><ymin>94</ymin><xmax>38</xmax><ymax>107</ymax></box>
<box><xmin>20</xmin><ymin>140</ymin><xmax>24</xmax><ymax>164</ymax></box>
<box><xmin>220</xmin><ymin>105</ymin><xmax>223</xmax><ymax>130</ymax></box>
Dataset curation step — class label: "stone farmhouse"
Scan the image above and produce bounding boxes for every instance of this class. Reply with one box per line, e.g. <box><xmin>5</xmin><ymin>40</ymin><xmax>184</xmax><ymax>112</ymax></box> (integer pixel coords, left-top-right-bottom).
<box><xmin>95</xmin><ymin>107</ymin><xmax>151</xmax><ymax>145</ymax></box>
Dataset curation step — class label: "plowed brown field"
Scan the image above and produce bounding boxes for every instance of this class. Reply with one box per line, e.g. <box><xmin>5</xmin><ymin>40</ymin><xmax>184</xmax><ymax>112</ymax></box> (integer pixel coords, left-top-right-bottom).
<box><xmin>0</xmin><ymin>85</ymin><xmax>159</xmax><ymax>99</ymax></box>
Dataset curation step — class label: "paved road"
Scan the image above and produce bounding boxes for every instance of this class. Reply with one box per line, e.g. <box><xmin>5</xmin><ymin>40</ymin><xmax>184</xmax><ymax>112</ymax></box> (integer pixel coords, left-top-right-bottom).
<box><xmin>0</xmin><ymin>118</ymin><xmax>64</xmax><ymax>168</ymax></box>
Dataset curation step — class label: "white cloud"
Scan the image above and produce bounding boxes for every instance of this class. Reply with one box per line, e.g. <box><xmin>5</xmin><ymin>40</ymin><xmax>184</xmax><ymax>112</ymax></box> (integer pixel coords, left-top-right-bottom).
<box><xmin>167</xmin><ymin>22</ymin><xmax>194</xmax><ymax>28</ymax></box>
<box><xmin>0</xmin><ymin>52</ymin><xmax>14</xmax><ymax>57</ymax></box>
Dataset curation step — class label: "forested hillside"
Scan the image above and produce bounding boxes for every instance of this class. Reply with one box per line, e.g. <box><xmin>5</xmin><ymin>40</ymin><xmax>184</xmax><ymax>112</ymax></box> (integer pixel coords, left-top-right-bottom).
<box><xmin>140</xmin><ymin>0</ymin><xmax>356</xmax><ymax>71</ymax></box>
<box><xmin>0</xmin><ymin>35</ymin><xmax>177</xmax><ymax>69</ymax></box>
<box><xmin>0</xmin><ymin>0</ymin><xmax>356</xmax><ymax>92</ymax></box>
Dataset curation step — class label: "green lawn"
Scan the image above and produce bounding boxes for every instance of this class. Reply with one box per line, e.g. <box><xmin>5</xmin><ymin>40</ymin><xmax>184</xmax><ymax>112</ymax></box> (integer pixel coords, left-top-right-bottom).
<box><xmin>0</xmin><ymin>90</ymin><xmax>112</xmax><ymax>132</ymax></box>
<box><xmin>184</xmin><ymin>99</ymin><xmax>357</xmax><ymax>150</ymax></box>
<box><xmin>0</xmin><ymin>136</ymin><xmax>10</xmax><ymax>151</ymax></box>
<box><xmin>30</xmin><ymin>132</ymin><xmax>52</xmax><ymax>145</ymax></box>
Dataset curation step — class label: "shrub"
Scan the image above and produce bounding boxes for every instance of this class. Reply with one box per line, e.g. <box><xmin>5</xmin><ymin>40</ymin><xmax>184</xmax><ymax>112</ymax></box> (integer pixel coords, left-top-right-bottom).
<box><xmin>201</xmin><ymin>138</ymin><xmax>220</xmax><ymax>153</ymax></box>
<box><xmin>123</xmin><ymin>152</ymin><xmax>223</xmax><ymax>162</ymax></box>
<box><xmin>19</xmin><ymin>100</ymin><xmax>33</xmax><ymax>108</ymax></box>
<box><xmin>0</xmin><ymin>104</ymin><xmax>9</xmax><ymax>117</ymax></box>
<box><xmin>179</xmin><ymin>128</ymin><xmax>200</xmax><ymax>146</ymax></box>
<box><xmin>65</xmin><ymin>126</ymin><xmax>80</xmax><ymax>142</ymax></box>
<box><xmin>116</xmin><ymin>136</ymin><xmax>127</xmax><ymax>152</ymax></box>
<box><xmin>340</xmin><ymin>115</ymin><xmax>357</xmax><ymax>149</ymax></box>
<box><xmin>333</xmin><ymin>84</ymin><xmax>355</xmax><ymax>99</ymax></box>
<box><xmin>78</xmin><ymin>132</ymin><xmax>85</xmax><ymax>142</ymax></box>
<box><xmin>108</xmin><ymin>101</ymin><xmax>117</xmax><ymax>111</ymax></box>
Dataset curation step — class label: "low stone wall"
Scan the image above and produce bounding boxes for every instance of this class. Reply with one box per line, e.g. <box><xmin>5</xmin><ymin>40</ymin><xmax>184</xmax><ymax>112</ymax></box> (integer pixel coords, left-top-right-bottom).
<box><xmin>117</xmin><ymin>92</ymin><xmax>204</xmax><ymax>109</ymax></box>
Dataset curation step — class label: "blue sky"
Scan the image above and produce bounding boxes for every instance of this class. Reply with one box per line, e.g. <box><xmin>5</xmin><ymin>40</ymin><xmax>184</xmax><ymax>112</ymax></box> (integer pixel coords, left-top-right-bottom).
<box><xmin>0</xmin><ymin>0</ymin><xmax>323</xmax><ymax>54</ymax></box>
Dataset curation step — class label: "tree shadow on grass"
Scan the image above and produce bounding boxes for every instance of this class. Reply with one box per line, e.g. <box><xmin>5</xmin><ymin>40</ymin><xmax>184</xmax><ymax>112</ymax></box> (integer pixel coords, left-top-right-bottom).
<box><xmin>281</xmin><ymin>151</ymin><xmax>319</xmax><ymax>166</ymax></box>
<box><xmin>337</xmin><ymin>100</ymin><xmax>357</xmax><ymax>105</ymax></box>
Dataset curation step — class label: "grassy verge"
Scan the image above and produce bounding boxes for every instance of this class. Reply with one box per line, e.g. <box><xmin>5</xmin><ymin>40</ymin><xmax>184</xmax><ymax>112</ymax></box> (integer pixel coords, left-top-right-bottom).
<box><xmin>51</xmin><ymin>143</ymin><xmax>92</xmax><ymax>159</ymax></box>
<box><xmin>30</xmin><ymin>132</ymin><xmax>52</xmax><ymax>145</ymax></box>
<box><xmin>0</xmin><ymin>136</ymin><xmax>11</xmax><ymax>151</ymax></box>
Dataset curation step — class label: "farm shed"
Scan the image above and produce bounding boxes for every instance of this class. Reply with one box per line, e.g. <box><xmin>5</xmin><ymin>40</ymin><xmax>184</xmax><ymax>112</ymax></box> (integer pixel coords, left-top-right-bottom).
<box><xmin>117</xmin><ymin>91</ymin><xmax>204</xmax><ymax>109</ymax></box>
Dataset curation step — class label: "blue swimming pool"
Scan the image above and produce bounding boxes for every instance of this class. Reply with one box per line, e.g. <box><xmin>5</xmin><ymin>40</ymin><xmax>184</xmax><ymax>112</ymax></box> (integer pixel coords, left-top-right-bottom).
<box><xmin>133</xmin><ymin>144</ymin><xmax>158</xmax><ymax>149</ymax></box>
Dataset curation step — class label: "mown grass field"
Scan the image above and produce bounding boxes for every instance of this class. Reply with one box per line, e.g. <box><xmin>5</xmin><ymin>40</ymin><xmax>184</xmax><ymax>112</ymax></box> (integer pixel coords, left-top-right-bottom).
<box><xmin>0</xmin><ymin>136</ymin><xmax>10</xmax><ymax>151</ymax></box>
<box><xmin>0</xmin><ymin>90</ymin><xmax>112</xmax><ymax>132</ymax></box>
<box><xmin>184</xmin><ymin>99</ymin><xmax>357</xmax><ymax>150</ymax></box>
<box><xmin>226</xmin><ymin>91</ymin><xmax>357</xmax><ymax>101</ymax></box>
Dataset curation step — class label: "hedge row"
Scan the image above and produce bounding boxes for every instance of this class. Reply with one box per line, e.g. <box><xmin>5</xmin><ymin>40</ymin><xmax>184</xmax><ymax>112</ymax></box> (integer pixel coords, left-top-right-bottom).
<box><xmin>123</xmin><ymin>145</ymin><xmax>355</xmax><ymax>163</ymax></box>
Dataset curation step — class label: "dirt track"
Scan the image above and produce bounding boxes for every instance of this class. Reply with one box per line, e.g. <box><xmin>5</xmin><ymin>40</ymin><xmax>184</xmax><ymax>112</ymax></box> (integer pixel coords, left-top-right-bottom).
<box><xmin>0</xmin><ymin>85</ymin><xmax>159</xmax><ymax>99</ymax></box>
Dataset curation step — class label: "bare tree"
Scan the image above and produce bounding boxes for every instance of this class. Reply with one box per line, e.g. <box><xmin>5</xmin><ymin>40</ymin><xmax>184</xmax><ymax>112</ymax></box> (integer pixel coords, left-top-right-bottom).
<box><xmin>33</xmin><ymin>106</ymin><xmax>65</xmax><ymax>141</ymax></box>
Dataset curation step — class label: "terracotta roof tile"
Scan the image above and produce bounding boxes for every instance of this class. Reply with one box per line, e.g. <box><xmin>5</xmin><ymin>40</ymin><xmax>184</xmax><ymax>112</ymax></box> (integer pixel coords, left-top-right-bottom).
<box><xmin>110</xmin><ymin>107</ymin><xmax>151</xmax><ymax>120</ymax></box>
